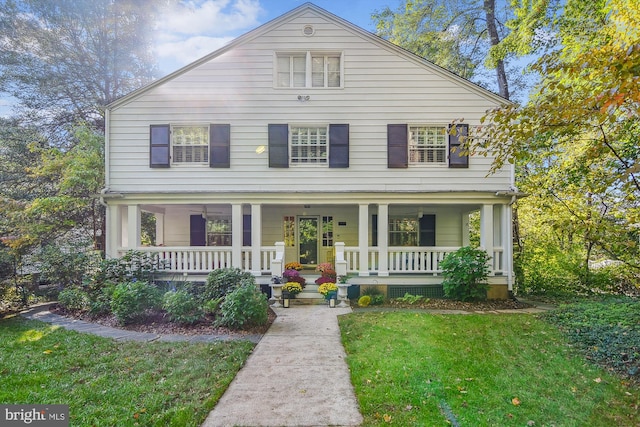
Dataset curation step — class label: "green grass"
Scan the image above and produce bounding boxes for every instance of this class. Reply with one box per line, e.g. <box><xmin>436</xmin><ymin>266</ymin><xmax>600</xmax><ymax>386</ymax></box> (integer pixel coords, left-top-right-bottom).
<box><xmin>340</xmin><ymin>311</ymin><xmax>640</xmax><ymax>426</ymax></box>
<box><xmin>0</xmin><ymin>316</ymin><xmax>254</xmax><ymax>426</ymax></box>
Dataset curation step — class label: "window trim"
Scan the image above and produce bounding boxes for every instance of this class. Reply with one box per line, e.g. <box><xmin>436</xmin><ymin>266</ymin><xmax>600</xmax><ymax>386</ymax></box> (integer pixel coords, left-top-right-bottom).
<box><xmin>274</xmin><ymin>51</ymin><xmax>344</xmax><ymax>89</ymax></box>
<box><xmin>407</xmin><ymin>124</ymin><xmax>449</xmax><ymax>167</ymax></box>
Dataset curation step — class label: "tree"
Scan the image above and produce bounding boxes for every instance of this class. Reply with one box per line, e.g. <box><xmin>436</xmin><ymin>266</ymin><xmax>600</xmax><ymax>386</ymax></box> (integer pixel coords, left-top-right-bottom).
<box><xmin>2</xmin><ymin>124</ymin><xmax>105</xmax><ymax>252</ymax></box>
<box><xmin>473</xmin><ymin>0</ymin><xmax>640</xmax><ymax>279</ymax></box>
<box><xmin>0</xmin><ymin>0</ymin><xmax>161</xmax><ymax>142</ymax></box>
<box><xmin>372</xmin><ymin>0</ymin><xmax>522</xmax><ymax>99</ymax></box>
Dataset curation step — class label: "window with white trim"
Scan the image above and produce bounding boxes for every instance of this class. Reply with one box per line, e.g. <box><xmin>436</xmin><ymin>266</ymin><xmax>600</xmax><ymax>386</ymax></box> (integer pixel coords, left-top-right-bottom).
<box><xmin>276</xmin><ymin>52</ymin><xmax>342</xmax><ymax>88</ymax></box>
<box><xmin>172</xmin><ymin>125</ymin><xmax>209</xmax><ymax>164</ymax></box>
<box><xmin>408</xmin><ymin>125</ymin><xmax>447</xmax><ymax>165</ymax></box>
<box><xmin>290</xmin><ymin>126</ymin><xmax>328</xmax><ymax>164</ymax></box>
<box><xmin>207</xmin><ymin>217</ymin><xmax>231</xmax><ymax>246</ymax></box>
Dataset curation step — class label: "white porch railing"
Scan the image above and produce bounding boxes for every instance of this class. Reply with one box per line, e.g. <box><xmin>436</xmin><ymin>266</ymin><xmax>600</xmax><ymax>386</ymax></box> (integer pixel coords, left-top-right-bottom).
<box><xmin>120</xmin><ymin>243</ymin><xmax>504</xmax><ymax>276</ymax></box>
<box><xmin>119</xmin><ymin>246</ymin><xmax>279</xmax><ymax>274</ymax></box>
<box><xmin>341</xmin><ymin>245</ymin><xmax>504</xmax><ymax>275</ymax></box>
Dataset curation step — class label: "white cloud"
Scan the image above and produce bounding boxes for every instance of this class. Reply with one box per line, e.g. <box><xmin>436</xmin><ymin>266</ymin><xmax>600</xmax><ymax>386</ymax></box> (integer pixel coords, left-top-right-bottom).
<box><xmin>154</xmin><ymin>0</ymin><xmax>264</xmax><ymax>72</ymax></box>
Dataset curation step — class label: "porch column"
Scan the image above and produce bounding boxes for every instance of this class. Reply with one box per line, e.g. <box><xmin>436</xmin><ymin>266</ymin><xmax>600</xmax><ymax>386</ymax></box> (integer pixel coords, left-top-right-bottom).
<box><xmin>155</xmin><ymin>213</ymin><xmax>165</xmax><ymax>246</ymax></box>
<box><xmin>502</xmin><ymin>204</ymin><xmax>514</xmax><ymax>291</ymax></box>
<box><xmin>358</xmin><ymin>204</ymin><xmax>370</xmax><ymax>276</ymax></box>
<box><xmin>232</xmin><ymin>203</ymin><xmax>243</xmax><ymax>269</ymax></box>
<box><xmin>105</xmin><ymin>204</ymin><xmax>122</xmax><ymax>259</ymax></box>
<box><xmin>251</xmin><ymin>204</ymin><xmax>262</xmax><ymax>275</ymax></box>
<box><xmin>462</xmin><ymin>212</ymin><xmax>470</xmax><ymax>247</ymax></box>
<box><xmin>126</xmin><ymin>204</ymin><xmax>141</xmax><ymax>250</ymax></box>
<box><xmin>480</xmin><ymin>204</ymin><xmax>494</xmax><ymax>276</ymax></box>
<box><xmin>377</xmin><ymin>204</ymin><xmax>389</xmax><ymax>276</ymax></box>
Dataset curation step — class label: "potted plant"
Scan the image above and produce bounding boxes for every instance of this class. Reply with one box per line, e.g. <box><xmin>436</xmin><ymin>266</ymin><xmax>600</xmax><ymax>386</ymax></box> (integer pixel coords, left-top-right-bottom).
<box><xmin>282</xmin><ymin>281</ymin><xmax>303</xmax><ymax>298</ymax></box>
<box><xmin>318</xmin><ymin>282</ymin><xmax>338</xmax><ymax>301</ymax></box>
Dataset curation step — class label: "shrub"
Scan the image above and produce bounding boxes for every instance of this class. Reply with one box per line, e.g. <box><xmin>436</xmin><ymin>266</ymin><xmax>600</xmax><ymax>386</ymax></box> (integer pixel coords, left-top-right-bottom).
<box><xmin>203</xmin><ymin>268</ymin><xmax>256</xmax><ymax>302</ymax></box>
<box><xmin>87</xmin><ymin>282</ymin><xmax>116</xmax><ymax>316</ymax></box>
<box><xmin>393</xmin><ymin>292</ymin><xmax>425</xmax><ymax>305</ymax></box>
<box><xmin>440</xmin><ymin>246</ymin><xmax>491</xmax><ymax>301</ymax></box>
<box><xmin>110</xmin><ymin>281</ymin><xmax>162</xmax><ymax>325</ymax></box>
<box><xmin>90</xmin><ymin>250</ymin><xmax>167</xmax><ymax>286</ymax></box>
<box><xmin>218</xmin><ymin>284</ymin><xmax>268</xmax><ymax>330</ymax></box>
<box><xmin>163</xmin><ymin>290</ymin><xmax>204</xmax><ymax>325</ymax></box>
<box><xmin>36</xmin><ymin>243</ymin><xmax>95</xmax><ymax>288</ymax></box>
<box><xmin>358</xmin><ymin>295</ymin><xmax>371</xmax><ymax>307</ymax></box>
<box><xmin>362</xmin><ymin>287</ymin><xmax>385</xmax><ymax>305</ymax></box>
<box><xmin>57</xmin><ymin>287</ymin><xmax>90</xmax><ymax>312</ymax></box>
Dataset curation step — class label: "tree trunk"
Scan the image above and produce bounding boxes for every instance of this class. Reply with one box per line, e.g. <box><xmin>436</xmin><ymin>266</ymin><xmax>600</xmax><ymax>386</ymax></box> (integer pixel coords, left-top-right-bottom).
<box><xmin>484</xmin><ymin>0</ymin><xmax>510</xmax><ymax>99</ymax></box>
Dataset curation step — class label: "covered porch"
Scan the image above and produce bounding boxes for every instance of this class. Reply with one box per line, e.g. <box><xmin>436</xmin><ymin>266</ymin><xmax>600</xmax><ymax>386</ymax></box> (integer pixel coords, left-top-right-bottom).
<box><xmin>104</xmin><ymin>194</ymin><xmax>513</xmax><ymax>296</ymax></box>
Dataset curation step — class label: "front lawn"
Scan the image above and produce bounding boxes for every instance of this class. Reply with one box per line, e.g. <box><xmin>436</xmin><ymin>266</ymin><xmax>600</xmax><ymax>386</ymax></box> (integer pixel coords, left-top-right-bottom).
<box><xmin>340</xmin><ymin>311</ymin><xmax>640</xmax><ymax>426</ymax></box>
<box><xmin>0</xmin><ymin>316</ymin><xmax>254</xmax><ymax>426</ymax></box>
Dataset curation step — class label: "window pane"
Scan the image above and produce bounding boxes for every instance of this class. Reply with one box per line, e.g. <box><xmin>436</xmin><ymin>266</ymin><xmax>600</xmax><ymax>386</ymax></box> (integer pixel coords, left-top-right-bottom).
<box><xmin>409</xmin><ymin>126</ymin><xmax>447</xmax><ymax>165</ymax></box>
<box><xmin>327</xmin><ymin>56</ymin><xmax>340</xmax><ymax>87</ymax></box>
<box><xmin>207</xmin><ymin>217</ymin><xmax>232</xmax><ymax>246</ymax></box>
<box><xmin>290</xmin><ymin>126</ymin><xmax>328</xmax><ymax>164</ymax></box>
<box><xmin>312</xmin><ymin>56</ymin><xmax>324</xmax><ymax>87</ymax></box>
<box><xmin>172</xmin><ymin>125</ymin><xmax>208</xmax><ymax>164</ymax></box>
<box><xmin>292</xmin><ymin>56</ymin><xmax>305</xmax><ymax>87</ymax></box>
<box><xmin>277</xmin><ymin>56</ymin><xmax>290</xmax><ymax>87</ymax></box>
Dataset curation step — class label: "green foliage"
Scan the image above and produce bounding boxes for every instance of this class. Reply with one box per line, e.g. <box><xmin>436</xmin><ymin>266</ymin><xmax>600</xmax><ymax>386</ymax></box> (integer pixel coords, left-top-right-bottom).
<box><xmin>540</xmin><ymin>298</ymin><xmax>640</xmax><ymax>379</ymax></box>
<box><xmin>87</xmin><ymin>282</ymin><xmax>116</xmax><ymax>316</ymax></box>
<box><xmin>440</xmin><ymin>246</ymin><xmax>490</xmax><ymax>301</ymax></box>
<box><xmin>357</xmin><ymin>295</ymin><xmax>371</xmax><ymax>307</ymax></box>
<box><xmin>203</xmin><ymin>268</ymin><xmax>256</xmax><ymax>302</ymax></box>
<box><xmin>57</xmin><ymin>287</ymin><xmax>90</xmax><ymax>312</ymax></box>
<box><xmin>91</xmin><ymin>250</ymin><xmax>166</xmax><ymax>285</ymax></box>
<box><xmin>361</xmin><ymin>287</ymin><xmax>385</xmax><ymax>305</ymax></box>
<box><xmin>110</xmin><ymin>281</ymin><xmax>162</xmax><ymax>325</ymax></box>
<box><xmin>217</xmin><ymin>285</ymin><xmax>268</xmax><ymax>330</ymax></box>
<box><xmin>163</xmin><ymin>290</ymin><xmax>204</xmax><ymax>325</ymax></box>
<box><xmin>394</xmin><ymin>293</ymin><xmax>426</xmax><ymax>305</ymax></box>
<box><xmin>36</xmin><ymin>243</ymin><xmax>96</xmax><ymax>288</ymax></box>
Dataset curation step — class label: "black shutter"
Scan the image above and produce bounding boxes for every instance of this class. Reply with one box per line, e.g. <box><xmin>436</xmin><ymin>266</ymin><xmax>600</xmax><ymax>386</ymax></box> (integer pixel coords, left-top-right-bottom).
<box><xmin>329</xmin><ymin>124</ymin><xmax>349</xmax><ymax>168</ymax></box>
<box><xmin>419</xmin><ymin>214</ymin><xmax>436</xmax><ymax>246</ymax></box>
<box><xmin>449</xmin><ymin>123</ymin><xmax>469</xmax><ymax>168</ymax></box>
<box><xmin>210</xmin><ymin>124</ymin><xmax>230</xmax><ymax>168</ymax></box>
<box><xmin>388</xmin><ymin>124</ymin><xmax>408</xmax><ymax>168</ymax></box>
<box><xmin>150</xmin><ymin>125</ymin><xmax>170</xmax><ymax>168</ymax></box>
<box><xmin>190</xmin><ymin>214</ymin><xmax>206</xmax><ymax>246</ymax></box>
<box><xmin>243</xmin><ymin>214</ymin><xmax>251</xmax><ymax>246</ymax></box>
<box><xmin>268</xmin><ymin>124</ymin><xmax>289</xmax><ymax>168</ymax></box>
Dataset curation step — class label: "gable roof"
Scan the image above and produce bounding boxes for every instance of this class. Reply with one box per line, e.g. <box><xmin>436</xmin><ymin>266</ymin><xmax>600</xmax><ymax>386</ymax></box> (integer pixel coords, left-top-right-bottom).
<box><xmin>108</xmin><ymin>2</ymin><xmax>509</xmax><ymax>110</ymax></box>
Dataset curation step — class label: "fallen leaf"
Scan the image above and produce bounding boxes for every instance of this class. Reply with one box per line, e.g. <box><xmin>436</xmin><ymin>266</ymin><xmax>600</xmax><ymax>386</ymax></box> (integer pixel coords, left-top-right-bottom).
<box><xmin>512</xmin><ymin>397</ymin><xmax>521</xmax><ymax>406</ymax></box>
<box><xmin>383</xmin><ymin>414</ymin><xmax>392</xmax><ymax>422</ymax></box>
<box><xmin>594</xmin><ymin>377</ymin><xmax>602</xmax><ymax>383</ymax></box>
<box><xmin>527</xmin><ymin>421</ymin><xmax>535</xmax><ymax>426</ymax></box>
<box><xmin>43</xmin><ymin>350</ymin><xmax>52</xmax><ymax>354</ymax></box>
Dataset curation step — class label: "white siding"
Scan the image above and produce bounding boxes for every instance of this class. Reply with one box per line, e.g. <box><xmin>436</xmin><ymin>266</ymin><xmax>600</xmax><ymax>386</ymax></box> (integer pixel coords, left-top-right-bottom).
<box><xmin>108</xmin><ymin>9</ymin><xmax>511</xmax><ymax>195</ymax></box>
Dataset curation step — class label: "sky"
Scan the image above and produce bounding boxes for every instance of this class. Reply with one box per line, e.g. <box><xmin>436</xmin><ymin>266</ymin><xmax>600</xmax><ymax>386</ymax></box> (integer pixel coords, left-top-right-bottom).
<box><xmin>154</xmin><ymin>0</ymin><xmax>397</xmax><ymax>74</ymax></box>
<box><xmin>0</xmin><ymin>1</ymin><xmax>396</xmax><ymax>117</ymax></box>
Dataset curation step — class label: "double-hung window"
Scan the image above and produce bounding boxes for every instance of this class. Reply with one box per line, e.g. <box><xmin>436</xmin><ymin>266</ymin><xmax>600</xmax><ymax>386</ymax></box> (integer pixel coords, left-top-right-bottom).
<box><xmin>290</xmin><ymin>126</ymin><xmax>328</xmax><ymax>164</ymax></box>
<box><xmin>172</xmin><ymin>125</ymin><xmax>209</xmax><ymax>164</ymax></box>
<box><xmin>409</xmin><ymin>125</ymin><xmax>447</xmax><ymax>165</ymax></box>
<box><xmin>276</xmin><ymin>52</ymin><xmax>342</xmax><ymax>88</ymax></box>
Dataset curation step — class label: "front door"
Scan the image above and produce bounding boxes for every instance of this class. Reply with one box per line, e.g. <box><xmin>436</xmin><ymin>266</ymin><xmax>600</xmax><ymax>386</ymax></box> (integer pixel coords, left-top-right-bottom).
<box><xmin>298</xmin><ymin>216</ymin><xmax>319</xmax><ymax>266</ymax></box>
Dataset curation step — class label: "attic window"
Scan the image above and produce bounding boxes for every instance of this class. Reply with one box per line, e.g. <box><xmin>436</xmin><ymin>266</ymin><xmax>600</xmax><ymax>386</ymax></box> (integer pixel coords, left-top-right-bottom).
<box><xmin>276</xmin><ymin>51</ymin><xmax>343</xmax><ymax>88</ymax></box>
<box><xmin>302</xmin><ymin>25</ymin><xmax>315</xmax><ymax>36</ymax></box>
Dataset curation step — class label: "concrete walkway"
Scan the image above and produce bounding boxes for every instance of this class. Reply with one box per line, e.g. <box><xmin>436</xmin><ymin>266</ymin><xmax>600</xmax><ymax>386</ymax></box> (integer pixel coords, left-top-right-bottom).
<box><xmin>202</xmin><ymin>304</ymin><xmax>364</xmax><ymax>427</ymax></box>
<box><xmin>19</xmin><ymin>303</ymin><xmax>262</xmax><ymax>343</ymax></box>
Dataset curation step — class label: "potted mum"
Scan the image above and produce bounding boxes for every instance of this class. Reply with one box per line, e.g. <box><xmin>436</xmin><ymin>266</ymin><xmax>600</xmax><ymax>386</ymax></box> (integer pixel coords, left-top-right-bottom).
<box><xmin>318</xmin><ymin>282</ymin><xmax>338</xmax><ymax>301</ymax></box>
<box><xmin>282</xmin><ymin>281</ymin><xmax>303</xmax><ymax>298</ymax></box>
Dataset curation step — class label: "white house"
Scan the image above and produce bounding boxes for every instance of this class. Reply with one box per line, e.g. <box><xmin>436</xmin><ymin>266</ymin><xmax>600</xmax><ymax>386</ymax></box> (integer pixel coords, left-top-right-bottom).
<box><xmin>102</xmin><ymin>2</ymin><xmax>517</xmax><ymax>299</ymax></box>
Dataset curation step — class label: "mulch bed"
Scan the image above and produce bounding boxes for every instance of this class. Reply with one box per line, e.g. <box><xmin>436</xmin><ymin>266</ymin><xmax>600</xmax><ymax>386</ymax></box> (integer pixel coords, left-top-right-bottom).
<box><xmin>50</xmin><ymin>304</ymin><xmax>276</xmax><ymax>337</ymax></box>
<box><xmin>49</xmin><ymin>298</ymin><xmax>531</xmax><ymax>337</ymax></box>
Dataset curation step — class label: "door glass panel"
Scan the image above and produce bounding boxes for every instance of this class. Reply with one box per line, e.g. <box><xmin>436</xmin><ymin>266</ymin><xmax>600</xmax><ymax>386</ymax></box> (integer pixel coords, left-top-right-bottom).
<box><xmin>298</xmin><ymin>217</ymin><xmax>318</xmax><ymax>265</ymax></box>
